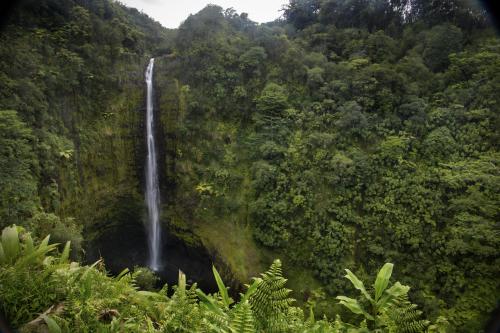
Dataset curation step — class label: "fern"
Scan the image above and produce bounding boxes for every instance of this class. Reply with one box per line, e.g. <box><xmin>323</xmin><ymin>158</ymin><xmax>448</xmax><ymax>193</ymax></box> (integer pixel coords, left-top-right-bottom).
<box><xmin>162</xmin><ymin>282</ymin><xmax>204</xmax><ymax>332</ymax></box>
<box><xmin>0</xmin><ymin>225</ymin><xmax>65</xmax><ymax>327</ymax></box>
<box><xmin>382</xmin><ymin>300</ymin><xmax>430</xmax><ymax>333</ymax></box>
<box><xmin>202</xmin><ymin>309</ymin><xmax>230</xmax><ymax>333</ymax></box>
<box><xmin>197</xmin><ymin>291</ymin><xmax>230</xmax><ymax>333</ymax></box>
<box><xmin>0</xmin><ymin>225</ymin><xmax>442</xmax><ymax>333</ymax></box>
<box><xmin>197</xmin><ymin>265</ymin><xmax>232</xmax><ymax>332</ymax></box>
<box><xmin>229</xmin><ymin>301</ymin><xmax>255</xmax><ymax>333</ymax></box>
<box><xmin>249</xmin><ymin>259</ymin><xmax>294</xmax><ymax>332</ymax></box>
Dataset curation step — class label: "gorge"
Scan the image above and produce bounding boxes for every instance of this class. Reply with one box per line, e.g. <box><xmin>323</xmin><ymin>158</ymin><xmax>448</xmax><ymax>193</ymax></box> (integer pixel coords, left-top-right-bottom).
<box><xmin>0</xmin><ymin>0</ymin><xmax>498</xmax><ymax>331</ymax></box>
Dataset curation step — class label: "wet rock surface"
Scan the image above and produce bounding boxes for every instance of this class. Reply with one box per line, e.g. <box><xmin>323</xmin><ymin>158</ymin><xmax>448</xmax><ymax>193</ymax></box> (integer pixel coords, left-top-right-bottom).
<box><xmin>86</xmin><ymin>221</ymin><xmax>218</xmax><ymax>293</ymax></box>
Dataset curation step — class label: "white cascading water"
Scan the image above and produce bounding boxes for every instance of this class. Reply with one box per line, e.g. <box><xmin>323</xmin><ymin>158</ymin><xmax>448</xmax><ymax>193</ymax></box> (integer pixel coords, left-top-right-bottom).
<box><xmin>145</xmin><ymin>58</ymin><xmax>161</xmax><ymax>271</ymax></box>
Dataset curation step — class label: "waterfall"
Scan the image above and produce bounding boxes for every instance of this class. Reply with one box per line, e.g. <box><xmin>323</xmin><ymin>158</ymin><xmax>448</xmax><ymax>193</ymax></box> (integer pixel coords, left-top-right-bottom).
<box><xmin>144</xmin><ymin>58</ymin><xmax>161</xmax><ymax>271</ymax></box>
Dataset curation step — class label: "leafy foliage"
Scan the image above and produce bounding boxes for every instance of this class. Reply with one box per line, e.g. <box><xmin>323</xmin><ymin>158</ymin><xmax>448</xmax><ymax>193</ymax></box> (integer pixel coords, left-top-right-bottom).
<box><xmin>0</xmin><ymin>0</ymin><xmax>498</xmax><ymax>332</ymax></box>
<box><xmin>249</xmin><ymin>259</ymin><xmax>296</xmax><ymax>332</ymax></box>
<box><xmin>0</xmin><ymin>111</ymin><xmax>38</xmax><ymax>229</ymax></box>
<box><xmin>0</xmin><ymin>0</ymin><xmax>172</xmax><ymax>238</ymax></box>
<box><xmin>337</xmin><ymin>263</ymin><xmax>430</xmax><ymax>331</ymax></box>
<box><xmin>162</xmin><ymin>2</ymin><xmax>499</xmax><ymax>332</ymax></box>
<box><xmin>1</xmin><ymin>225</ymin><xmax>448</xmax><ymax>332</ymax></box>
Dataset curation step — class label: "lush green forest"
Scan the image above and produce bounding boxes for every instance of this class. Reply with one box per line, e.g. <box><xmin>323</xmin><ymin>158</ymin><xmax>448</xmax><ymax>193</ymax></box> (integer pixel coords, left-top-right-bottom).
<box><xmin>0</xmin><ymin>0</ymin><xmax>499</xmax><ymax>332</ymax></box>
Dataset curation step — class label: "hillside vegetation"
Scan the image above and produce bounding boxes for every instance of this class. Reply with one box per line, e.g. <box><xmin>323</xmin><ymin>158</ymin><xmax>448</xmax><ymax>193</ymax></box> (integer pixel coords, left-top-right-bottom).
<box><xmin>1</xmin><ymin>224</ymin><xmax>448</xmax><ymax>332</ymax></box>
<box><xmin>161</xmin><ymin>1</ymin><xmax>499</xmax><ymax>331</ymax></box>
<box><xmin>0</xmin><ymin>0</ymin><xmax>499</xmax><ymax>332</ymax></box>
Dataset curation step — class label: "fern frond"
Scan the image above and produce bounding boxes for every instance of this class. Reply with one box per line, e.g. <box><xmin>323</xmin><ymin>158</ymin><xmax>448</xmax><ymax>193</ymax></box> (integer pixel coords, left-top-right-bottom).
<box><xmin>249</xmin><ymin>259</ymin><xmax>294</xmax><ymax>332</ymax></box>
<box><xmin>203</xmin><ymin>308</ymin><xmax>230</xmax><ymax>333</ymax></box>
<box><xmin>381</xmin><ymin>299</ymin><xmax>430</xmax><ymax>333</ymax></box>
<box><xmin>230</xmin><ymin>301</ymin><xmax>255</xmax><ymax>333</ymax></box>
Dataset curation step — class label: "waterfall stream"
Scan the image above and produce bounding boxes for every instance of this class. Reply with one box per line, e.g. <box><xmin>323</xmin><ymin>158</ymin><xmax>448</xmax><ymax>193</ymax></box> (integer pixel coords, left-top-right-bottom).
<box><xmin>145</xmin><ymin>58</ymin><xmax>161</xmax><ymax>271</ymax></box>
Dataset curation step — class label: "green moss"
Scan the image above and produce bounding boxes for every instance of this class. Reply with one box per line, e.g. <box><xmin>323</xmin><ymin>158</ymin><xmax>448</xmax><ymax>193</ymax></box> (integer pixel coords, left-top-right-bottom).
<box><xmin>165</xmin><ymin>207</ymin><xmax>203</xmax><ymax>248</ymax></box>
<box><xmin>195</xmin><ymin>219</ymin><xmax>265</xmax><ymax>283</ymax></box>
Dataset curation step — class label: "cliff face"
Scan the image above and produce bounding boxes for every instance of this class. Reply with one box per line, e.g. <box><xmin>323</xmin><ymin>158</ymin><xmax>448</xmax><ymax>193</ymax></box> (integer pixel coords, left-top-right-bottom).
<box><xmin>0</xmin><ymin>0</ymin><xmax>229</xmax><ymax>290</ymax></box>
<box><xmin>0</xmin><ymin>0</ymin><xmax>169</xmax><ymax>250</ymax></box>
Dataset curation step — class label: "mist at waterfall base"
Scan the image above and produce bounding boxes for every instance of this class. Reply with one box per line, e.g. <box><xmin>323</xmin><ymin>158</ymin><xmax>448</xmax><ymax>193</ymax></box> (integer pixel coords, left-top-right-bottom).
<box><xmin>144</xmin><ymin>58</ymin><xmax>162</xmax><ymax>271</ymax></box>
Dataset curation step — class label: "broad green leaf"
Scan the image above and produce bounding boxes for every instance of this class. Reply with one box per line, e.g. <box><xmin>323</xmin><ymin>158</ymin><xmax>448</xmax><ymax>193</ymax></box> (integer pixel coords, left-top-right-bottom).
<box><xmin>178</xmin><ymin>270</ymin><xmax>186</xmax><ymax>296</ymax></box>
<box><xmin>17</xmin><ymin>243</ymin><xmax>57</xmax><ymax>266</ymax></box>
<box><xmin>39</xmin><ymin>235</ymin><xmax>50</xmax><ymax>249</ymax></box>
<box><xmin>0</xmin><ymin>243</ymin><xmax>5</xmax><ymax>264</ymax></box>
<box><xmin>385</xmin><ymin>281</ymin><xmax>410</xmax><ymax>298</ymax></box>
<box><xmin>196</xmin><ymin>289</ymin><xmax>225</xmax><ymax>315</ymax></box>
<box><xmin>374</xmin><ymin>263</ymin><xmax>393</xmax><ymax>301</ymax></box>
<box><xmin>307</xmin><ymin>305</ymin><xmax>315</xmax><ymax>324</ymax></box>
<box><xmin>1</xmin><ymin>225</ymin><xmax>19</xmax><ymax>262</ymax></box>
<box><xmin>344</xmin><ymin>269</ymin><xmax>373</xmax><ymax>303</ymax></box>
<box><xmin>377</xmin><ymin>282</ymin><xmax>410</xmax><ymax>309</ymax></box>
<box><xmin>240</xmin><ymin>278</ymin><xmax>261</xmax><ymax>304</ymax></box>
<box><xmin>60</xmin><ymin>241</ymin><xmax>71</xmax><ymax>263</ymax></box>
<box><xmin>116</xmin><ymin>268</ymin><xmax>130</xmax><ymax>280</ymax></box>
<box><xmin>336</xmin><ymin>296</ymin><xmax>374</xmax><ymax>320</ymax></box>
<box><xmin>24</xmin><ymin>233</ymin><xmax>34</xmax><ymax>255</ymax></box>
<box><xmin>213</xmin><ymin>265</ymin><xmax>232</xmax><ymax>307</ymax></box>
<box><xmin>42</xmin><ymin>315</ymin><xmax>61</xmax><ymax>333</ymax></box>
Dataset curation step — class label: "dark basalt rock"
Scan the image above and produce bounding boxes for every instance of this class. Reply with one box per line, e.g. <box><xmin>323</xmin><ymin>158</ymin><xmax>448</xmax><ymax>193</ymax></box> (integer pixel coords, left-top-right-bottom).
<box><xmin>85</xmin><ymin>219</ymin><xmax>219</xmax><ymax>293</ymax></box>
